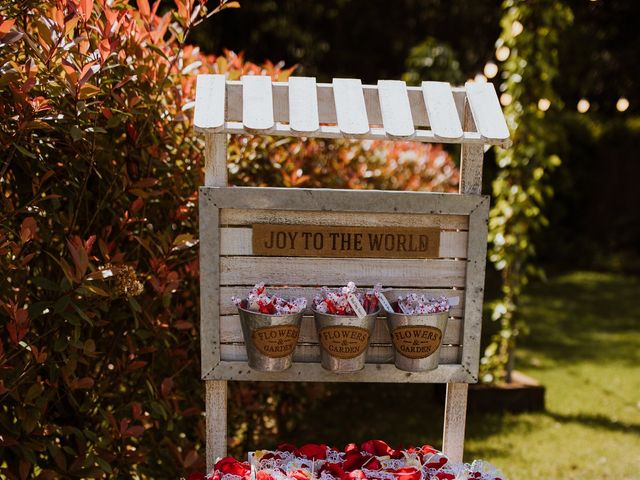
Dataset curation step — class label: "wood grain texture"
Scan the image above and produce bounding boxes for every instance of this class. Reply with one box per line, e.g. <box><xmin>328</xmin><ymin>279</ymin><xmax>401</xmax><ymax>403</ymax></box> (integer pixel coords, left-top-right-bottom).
<box><xmin>220</xmin><ymin>227</ymin><xmax>468</xmax><ymax>258</ymax></box>
<box><xmin>289</xmin><ymin>76</ymin><xmax>319</xmax><ymax>133</ymax></box>
<box><xmin>203</xmin><ymin>133</ymin><xmax>228</xmax><ymax>188</ymax></box>
<box><xmin>442</xmin><ymin>383</ymin><xmax>468</xmax><ymax>463</ymax></box>
<box><xmin>206</xmin><ymin>362</ymin><xmax>474</xmax><ymax>383</ymax></box>
<box><xmin>219</xmin><ymin>256</ymin><xmax>466</xmax><ymax>287</ymax></box>
<box><xmin>218</xmin><ymin>121</ymin><xmax>495</xmax><ymax>145</ymax></box>
<box><xmin>204</xmin><ymin>186</ymin><xmax>487</xmax><ymax>216</ymax></box>
<box><xmin>197</xmin><ymin>80</ymin><xmax>512</xmax><ymax>145</ymax></box>
<box><xmin>465</xmin><ymin>82</ymin><xmax>510</xmax><ymax>145</ymax></box>
<box><xmin>194</xmin><ymin>74</ymin><xmax>226</xmax><ymax>130</ymax></box>
<box><xmin>206</xmin><ymin>380</ymin><xmax>227</xmax><ymax>470</ymax></box>
<box><xmin>220</xmin><ymin>344</ymin><xmax>459</xmax><ymax>364</ymax></box>
<box><xmin>377</xmin><ymin>80</ymin><xmax>415</xmax><ymax>137</ymax></box>
<box><xmin>221</xmin><ymin>209</ymin><xmax>469</xmax><ymax>230</ymax></box>
<box><xmin>459</xmin><ymin>101</ymin><xmax>485</xmax><ymax>195</ymax></box>
<box><xmin>220</xmin><ymin>287</ymin><xmax>465</xmax><ymax>316</ymax></box>
<box><xmin>199</xmin><ymin>193</ymin><xmax>221</xmax><ymax>376</ymax></box>
<box><xmin>224</xmin><ymin>81</ymin><xmax>471</xmax><ymax>126</ymax></box>
<box><xmin>219</xmin><ymin>315</ymin><xmax>463</xmax><ymax>345</ymax></box>
<box><xmin>333</xmin><ymin>78</ymin><xmax>370</xmax><ymax>135</ymax></box>
<box><xmin>422</xmin><ymin>81</ymin><xmax>464</xmax><ymax>140</ymax></box>
<box><xmin>250</xmin><ymin>224</ymin><xmax>441</xmax><ymax>259</ymax></box>
<box><xmin>242</xmin><ymin>75</ymin><xmax>274</xmax><ymax>131</ymax></box>
<box><xmin>459</xmin><ymin>198</ymin><xmax>489</xmax><ymax>380</ymax></box>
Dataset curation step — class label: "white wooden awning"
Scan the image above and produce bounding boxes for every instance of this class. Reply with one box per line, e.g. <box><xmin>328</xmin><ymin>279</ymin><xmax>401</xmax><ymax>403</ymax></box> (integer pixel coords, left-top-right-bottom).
<box><xmin>194</xmin><ymin>74</ymin><xmax>511</xmax><ymax>147</ymax></box>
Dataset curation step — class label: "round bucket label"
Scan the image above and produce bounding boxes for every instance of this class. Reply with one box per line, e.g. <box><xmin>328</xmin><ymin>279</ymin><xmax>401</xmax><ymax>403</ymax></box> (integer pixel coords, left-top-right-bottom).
<box><xmin>251</xmin><ymin>325</ymin><xmax>300</xmax><ymax>358</ymax></box>
<box><xmin>319</xmin><ymin>326</ymin><xmax>370</xmax><ymax>359</ymax></box>
<box><xmin>391</xmin><ymin>326</ymin><xmax>442</xmax><ymax>359</ymax></box>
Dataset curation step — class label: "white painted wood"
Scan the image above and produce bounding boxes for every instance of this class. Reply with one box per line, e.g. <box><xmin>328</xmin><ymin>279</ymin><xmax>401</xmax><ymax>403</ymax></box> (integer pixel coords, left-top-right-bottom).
<box><xmin>221</xmin><ymin>209</ymin><xmax>469</xmax><ymax>230</ymax></box>
<box><xmin>206</xmin><ymin>380</ymin><xmax>227</xmax><ymax>470</ymax></box>
<box><xmin>378</xmin><ymin>80</ymin><xmax>415</xmax><ymax>137</ymax></box>
<box><xmin>422</xmin><ymin>81</ymin><xmax>464</xmax><ymax>140</ymax></box>
<box><xmin>219</xmin><ymin>121</ymin><xmax>499</xmax><ymax>145</ymax></box>
<box><xmin>220</xmin><ymin>227</ymin><xmax>468</xmax><ymax>258</ymax></box>
<box><xmin>206</xmin><ymin>362</ymin><xmax>474</xmax><ymax>383</ymax></box>
<box><xmin>204</xmin><ymin>80</ymin><xmax>511</xmax><ymax>145</ymax></box>
<box><xmin>220</xmin><ymin>344</ymin><xmax>459</xmax><ymax>364</ymax></box>
<box><xmin>204</xmin><ymin>186</ymin><xmax>486</xmax><ymax>216</ymax></box>
<box><xmin>241</xmin><ymin>75</ymin><xmax>274</xmax><ymax>131</ymax></box>
<box><xmin>219</xmin><ymin>315</ymin><xmax>463</xmax><ymax>345</ymax></box>
<box><xmin>460</xmin><ymin>198</ymin><xmax>490</xmax><ymax>379</ymax></box>
<box><xmin>220</xmin><ymin>257</ymin><xmax>466</xmax><ymax>287</ymax></box>
<box><xmin>458</xmin><ymin>104</ymin><xmax>488</xmax><ymax>378</ymax></box>
<box><xmin>199</xmin><ymin>193</ymin><xmax>220</xmax><ymax>376</ymax></box>
<box><xmin>333</xmin><ymin>78</ymin><xmax>370</xmax><ymax>135</ymax></box>
<box><xmin>203</xmin><ymin>133</ymin><xmax>227</xmax><ymax>187</ymax></box>
<box><xmin>194</xmin><ymin>74</ymin><xmax>226</xmax><ymax>130</ymax></box>
<box><xmin>220</xmin><ymin>287</ymin><xmax>465</xmax><ymax>316</ymax></box>
<box><xmin>440</xmin><ymin>99</ymin><xmax>488</xmax><ymax>465</ymax></box>
<box><xmin>224</xmin><ymin>81</ymin><xmax>471</xmax><ymax>126</ymax></box>
<box><xmin>465</xmin><ymin>82</ymin><xmax>510</xmax><ymax>143</ymax></box>
<box><xmin>459</xmin><ymin>102</ymin><xmax>485</xmax><ymax>195</ymax></box>
<box><xmin>442</xmin><ymin>383</ymin><xmax>468</xmax><ymax>463</ymax></box>
<box><xmin>289</xmin><ymin>77</ymin><xmax>319</xmax><ymax>132</ymax></box>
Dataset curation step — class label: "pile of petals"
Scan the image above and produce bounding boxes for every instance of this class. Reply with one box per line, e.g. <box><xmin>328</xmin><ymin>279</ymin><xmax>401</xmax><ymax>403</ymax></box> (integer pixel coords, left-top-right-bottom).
<box><xmin>394</xmin><ymin>294</ymin><xmax>450</xmax><ymax>315</ymax></box>
<box><xmin>232</xmin><ymin>283</ymin><xmax>307</xmax><ymax>315</ymax></box>
<box><xmin>313</xmin><ymin>282</ymin><xmax>380</xmax><ymax>316</ymax></box>
<box><xmin>189</xmin><ymin>440</ymin><xmax>505</xmax><ymax>480</ymax></box>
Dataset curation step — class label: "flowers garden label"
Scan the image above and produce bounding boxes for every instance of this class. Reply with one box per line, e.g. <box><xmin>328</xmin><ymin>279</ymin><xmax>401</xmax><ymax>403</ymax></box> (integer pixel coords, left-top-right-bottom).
<box><xmin>252</xmin><ymin>224</ymin><xmax>440</xmax><ymax>258</ymax></box>
<box><xmin>319</xmin><ymin>326</ymin><xmax>370</xmax><ymax>359</ymax></box>
<box><xmin>251</xmin><ymin>325</ymin><xmax>300</xmax><ymax>358</ymax></box>
<box><xmin>391</xmin><ymin>326</ymin><xmax>443</xmax><ymax>359</ymax></box>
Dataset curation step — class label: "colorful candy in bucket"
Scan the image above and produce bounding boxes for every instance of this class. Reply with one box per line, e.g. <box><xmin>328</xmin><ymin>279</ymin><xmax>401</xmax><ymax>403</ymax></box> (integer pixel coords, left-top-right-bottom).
<box><xmin>232</xmin><ymin>283</ymin><xmax>306</xmax><ymax>372</ymax></box>
<box><xmin>312</xmin><ymin>282</ymin><xmax>382</xmax><ymax>373</ymax></box>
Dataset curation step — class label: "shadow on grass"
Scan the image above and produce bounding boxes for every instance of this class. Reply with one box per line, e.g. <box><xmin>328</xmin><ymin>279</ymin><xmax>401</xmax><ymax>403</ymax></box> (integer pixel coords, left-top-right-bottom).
<box><xmin>545</xmin><ymin>411</ymin><xmax>640</xmax><ymax>436</ymax></box>
<box><xmin>286</xmin><ymin>271</ymin><xmax>640</xmax><ymax>452</ymax></box>
<box><xmin>514</xmin><ymin>271</ymin><xmax>640</xmax><ymax>367</ymax></box>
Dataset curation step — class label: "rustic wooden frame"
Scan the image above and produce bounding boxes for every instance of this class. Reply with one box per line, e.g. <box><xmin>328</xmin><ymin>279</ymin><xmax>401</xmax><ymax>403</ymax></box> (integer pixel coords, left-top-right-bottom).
<box><xmin>200</xmin><ymin>186</ymin><xmax>489</xmax><ymax>384</ymax></box>
<box><xmin>195</xmin><ymin>75</ymin><xmax>509</xmax><ymax>468</ymax></box>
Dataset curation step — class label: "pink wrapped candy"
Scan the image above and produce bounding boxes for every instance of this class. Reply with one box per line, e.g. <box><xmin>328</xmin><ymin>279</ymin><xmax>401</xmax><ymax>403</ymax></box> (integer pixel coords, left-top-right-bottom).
<box><xmin>394</xmin><ymin>294</ymin><xmax>451</xmax><ymax>314</ymax></box>
<box><xmin>313</xmin><ymin>282</ymin><xmax>381</xmax><ymax>315</ymax></box>
<box><xmin>232</xmin><ymin>283</ymin><xmax>307</xmax><ymax>315</ymax></box>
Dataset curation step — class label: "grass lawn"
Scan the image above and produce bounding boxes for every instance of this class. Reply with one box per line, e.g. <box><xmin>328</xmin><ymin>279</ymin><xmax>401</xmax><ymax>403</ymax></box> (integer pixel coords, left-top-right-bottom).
<box><xmin>287</xmin><ymin>271</ymin><xmax>640</xmax><ymax>480</ymax></box>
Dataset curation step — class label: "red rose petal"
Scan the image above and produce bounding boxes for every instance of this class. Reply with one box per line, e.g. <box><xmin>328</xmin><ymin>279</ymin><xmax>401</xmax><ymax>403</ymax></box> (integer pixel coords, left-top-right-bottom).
<box><xmin>298</xmin><ymin>443</ymin><xmax>327</xmax><ymax>460</ymax></box>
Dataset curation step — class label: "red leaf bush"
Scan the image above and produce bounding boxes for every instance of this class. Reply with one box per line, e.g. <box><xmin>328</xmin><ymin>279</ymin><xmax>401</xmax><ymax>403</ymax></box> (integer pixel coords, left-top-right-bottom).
<box><xmin>0</xmin><ymin>0</ymin><xmax>458</xmax><ymax>478</ymax></box>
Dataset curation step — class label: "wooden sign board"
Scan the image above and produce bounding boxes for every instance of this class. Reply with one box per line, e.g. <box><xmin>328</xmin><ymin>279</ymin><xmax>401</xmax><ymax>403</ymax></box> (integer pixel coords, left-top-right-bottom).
<box><xmin>252</xmin><ymin>224</ymin><xmax>440</xmax><ymax>258</ymax></box>
<box><xmin>200</xmin><ymin>186</ymin><xmax>489</xmax><ymax>385</ymax></box>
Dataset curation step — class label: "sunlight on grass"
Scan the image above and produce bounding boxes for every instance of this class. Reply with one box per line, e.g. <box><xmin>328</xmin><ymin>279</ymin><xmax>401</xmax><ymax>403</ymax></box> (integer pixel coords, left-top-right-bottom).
<box><xmin>289</xmin><ymin>271</ymin><xmax>640</xmax><ymax>479</ymax></box>
<box><xmin>466</xmin><ymin>271</ymin><xmax>640</xmax><ymax>479</ymax></box>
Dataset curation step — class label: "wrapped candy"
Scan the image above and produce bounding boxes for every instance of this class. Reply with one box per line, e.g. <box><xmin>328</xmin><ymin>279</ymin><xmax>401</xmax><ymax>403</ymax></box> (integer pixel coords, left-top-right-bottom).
<box><xmin>198</xmin><ymin>441</ymin><xmax>506</xmax><ymax>480</ymax></box>
<box><xmin>312</xmin><ymin>282</ymin><xmax>381</xmax><ymax>316</ymax></box>
<box><xmin>232</xmin><ymin>283</ymin><xmax>307</xmax><ymax>315</ymax></box>
<box><xmin>394</xmin><ymin>294</ymin><xmax>451</xmax><ymax>315</ymax></box>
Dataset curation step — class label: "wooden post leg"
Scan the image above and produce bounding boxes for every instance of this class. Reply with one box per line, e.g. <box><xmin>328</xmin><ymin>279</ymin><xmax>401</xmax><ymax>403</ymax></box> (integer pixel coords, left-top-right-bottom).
<box><xmin>442</xmin><ymin>383</ymin><xmax>469</xmax><ymax>463</ymax></box>
<box><xmin>206</xmin><ymin>380</ymin><xmax>228</xmax><ymax>471</ymax></box>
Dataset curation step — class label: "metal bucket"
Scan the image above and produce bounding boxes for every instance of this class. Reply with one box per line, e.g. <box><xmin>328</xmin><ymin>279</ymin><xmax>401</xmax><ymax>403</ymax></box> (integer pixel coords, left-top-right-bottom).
<box><xmin>386</xmin><ymin>311</ymin><xmax>448</xmax><ymax>372</ymax></box>
<box><xmin>313</xmin><ymin>309</ymin><xmax>379</xmax><ymax>373</ymax></box>
<box><xmin>238</xmin><ymin>307</ymin><xmax>303</xmax><ymax>372</ymax></box>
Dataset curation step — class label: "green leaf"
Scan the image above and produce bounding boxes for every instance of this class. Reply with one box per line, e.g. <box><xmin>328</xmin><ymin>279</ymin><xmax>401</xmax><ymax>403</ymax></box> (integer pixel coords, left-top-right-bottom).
<box><xmin>70</xmin><ymin>126</ymin><xmax>83</xmax><ymax>142</ymax></box>
<box><xmin>95</xmin><ymin>456</ymin><xmax>112</xmax><ymax>474</ymax></box>
<box><xmin>16</xmin><ymin>145</ymin><xmax>37</xmax><ymax>159</ymax></box>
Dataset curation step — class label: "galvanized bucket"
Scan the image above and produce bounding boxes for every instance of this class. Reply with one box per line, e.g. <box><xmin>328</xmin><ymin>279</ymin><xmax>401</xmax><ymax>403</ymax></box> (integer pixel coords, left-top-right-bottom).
<box><xmin>313</xmin><ymin>309</ymin><xmax>379</xmax><ymax>373</ymax></box>
<box><xmin>237</xmin><ymin>306</ymin><xmax>303</xmax><ymax>372</ymax></box>
<box><xmin>386</xmin><ymin>311</ymin><xmax>448</xmax><ymax>372</ymax></box>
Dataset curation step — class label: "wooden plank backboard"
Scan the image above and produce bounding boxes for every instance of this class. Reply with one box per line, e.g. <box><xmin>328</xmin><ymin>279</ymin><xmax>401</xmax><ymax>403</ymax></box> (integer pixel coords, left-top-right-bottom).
<box><xmin>199</xmin><ymin>186</ymin><xmax>489</xmax><ymax>384</ymax></box>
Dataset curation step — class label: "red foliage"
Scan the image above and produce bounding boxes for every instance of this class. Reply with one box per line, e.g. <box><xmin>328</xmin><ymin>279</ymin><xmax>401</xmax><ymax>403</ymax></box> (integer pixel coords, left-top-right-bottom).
<box><xmin>0</xmin><ymin>0</ymin><xmax>458</xmax><ymax>478</ymax></box>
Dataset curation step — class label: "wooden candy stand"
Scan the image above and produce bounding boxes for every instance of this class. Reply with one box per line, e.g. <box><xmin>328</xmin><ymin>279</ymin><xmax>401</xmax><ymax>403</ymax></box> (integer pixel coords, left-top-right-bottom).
<box><xmin>194</xmin><ymin>75</ymin><xmax>510</xmax><ymax>471</ymax></box>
